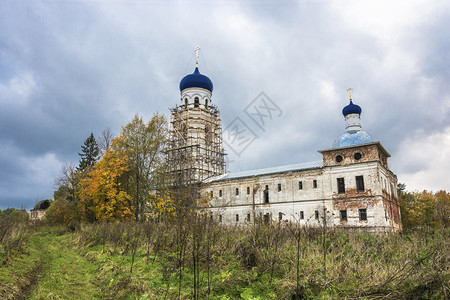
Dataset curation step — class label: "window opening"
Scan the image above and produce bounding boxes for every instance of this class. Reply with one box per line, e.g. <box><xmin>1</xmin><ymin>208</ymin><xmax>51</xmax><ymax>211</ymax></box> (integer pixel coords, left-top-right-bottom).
<box><xmin>264</xmin><ymin>190</ymin><xmax>269</xmax><ymax>203</ymax></box>
<box><xmin>247</xmin><ymin>187</ymin><xmax>250</xmax><ymax>194</ymax></box>
<box><xmin>236</xmin><ymin>214</ymin><xmax>239</xmax><ymax>222</ymax></box>
<box><xmin>263</xmin><ymin>213</ymin><xmax>270</xmax><ymax>224</ymax></box>
<box><xmin>315</xmin><ymin>210</ymin><xmax>319</xmax><ymax>220</ymax></box>
<box><xmin>278</xmin><ymin>183</ymin><xmax>282</xmax><ymax>192</ymax></box>
<box><xmin>236</xmin><ymin>188</ymin><xmax>239</xmax><ymax>196</ymax></box>
<box><xmin>354</xmin><ymin>152</ymin><xmax>362</xmax><ymax>160</ymax></box>
<box><xmin>359</xmin><ymin>208</ymin><xmax>367</xmax><ymax>221</ymax></box>
<box><xmin>300</xmin><ymin>211</ymin><xmax>304</xmax><ymax>219</ymax></box>
<box><xmin>336</xmin><ymin>155</ymin><xmax>343</xmax><ymax>162</ymax></box>
<box><xmin>194</xmin><ymin>97</ymin><xmax>199</xmax><ymax>107</ymax></box>
<box><xmin>313</xmin><ymin>180</ymin><xmax>317</xmax><ymax>188</ymax></box>
<box><xmin>299</xmin><ymin>181</ymin><xmax>303</xmax><ymax>190</ymax></box>
<box><xmin>337</xmin><ymin>177</ymin><xmax>345</xmax><ymax>194</ymax></box>
<box><xmin>340</xmin><ymin>210</ymin><xmax>347</xmax><ymax>221</ymax></box>
<box><xmin>219</xmin><ymin>190</ymin><xmax>222</xmax><ymax>197</ymax></box>
<box><xmin>356</xmin><ymin>176</ymin><xmax>365</xmax><ymax>192</ymax></box>
<box><xmin>205</xmin><ymin>125</ymin><xmax>212</xmax><ymax>145</ymax></box>
<box><xmin>279</xmin><ymin>212</ymin><xmax>283</xmax><ymax>221</ymax></box>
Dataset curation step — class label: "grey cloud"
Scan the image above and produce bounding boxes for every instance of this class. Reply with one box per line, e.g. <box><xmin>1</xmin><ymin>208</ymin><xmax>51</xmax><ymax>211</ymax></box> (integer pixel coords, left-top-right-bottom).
<box><xmin>0</xmin><ymin>1</ymin><xmax>449</xmax><ymax>209</ymax></box>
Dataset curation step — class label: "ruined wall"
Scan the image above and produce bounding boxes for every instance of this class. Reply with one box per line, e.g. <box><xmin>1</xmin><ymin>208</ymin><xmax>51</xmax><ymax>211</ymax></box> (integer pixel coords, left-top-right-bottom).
<box><xmin>205</xmin><ymin>168</ymin><xmax>330</xmax><ymax>226</ymax></box>
<box><xmin>320</xmin><ymin>142</ymin><xmax>389</xmax><ymax>169</ymax></box>
<box><xmin>202</xmin><ymin>142</ymin><xmax>401</xmax><ymax>232</ymax></box>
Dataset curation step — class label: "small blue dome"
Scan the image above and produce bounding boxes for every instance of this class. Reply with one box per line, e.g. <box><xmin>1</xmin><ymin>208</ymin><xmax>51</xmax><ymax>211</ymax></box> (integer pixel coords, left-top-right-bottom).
<box><xmin>179</xmin><ymin>67</ymin><xmax>213</xmax><ymax>92</ymax></box>
<box><xmin>342</xmin><ymin>100</ymin><xmax>362</xmax><ymax>116</ymax></box>
<box><xmin>333</xmin><ymin>130</ymin><xmax>373</xmax><ymax>148</ymax></box>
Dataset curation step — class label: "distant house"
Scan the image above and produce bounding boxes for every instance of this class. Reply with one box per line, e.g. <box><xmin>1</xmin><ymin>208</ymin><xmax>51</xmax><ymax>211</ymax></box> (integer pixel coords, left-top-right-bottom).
<box><xmin>29</xmin><ymin>199</ymin><xmax>51</xmax><ymax>221</ymax></box>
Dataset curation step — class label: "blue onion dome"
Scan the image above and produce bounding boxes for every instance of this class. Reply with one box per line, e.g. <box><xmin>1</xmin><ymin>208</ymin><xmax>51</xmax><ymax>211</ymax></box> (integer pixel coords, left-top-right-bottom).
<box><xmin>333</xmin><ymin>130</ymin><xmax>373</xmax><ymax>148</ymax></box>
<box><xmin>342</xmin><ymin>100</ymin><xmax>362</xmax><ymax>116</ymax></box>
<box><xmin>179</xmin><ymin>67</ymin><xmax>213</xmax><ymax>92</ymax></box>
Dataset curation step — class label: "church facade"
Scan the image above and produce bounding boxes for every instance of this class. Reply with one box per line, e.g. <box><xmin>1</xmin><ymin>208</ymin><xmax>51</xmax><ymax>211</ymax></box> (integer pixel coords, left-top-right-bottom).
<box><xmin>168</xmin><ymin>56</ymin><xmax>402</xmax><ymax>232</ymax></box>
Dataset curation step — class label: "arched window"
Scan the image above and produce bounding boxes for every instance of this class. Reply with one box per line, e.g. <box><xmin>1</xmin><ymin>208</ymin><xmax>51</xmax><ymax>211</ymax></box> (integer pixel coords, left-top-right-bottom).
<box><xmin>205</xmin><ymin>99</ymin><xmax>209</xmax><ymax>108</ymax></box>
<box><xmin>194</xmin><ymin>97</ymin><xmax>199</xmax><ymax>107</ymax></box>
<box><xmin>184</xmin><ymin>98</ymin><xmax>188</xmax><ymax>106</ymax></box>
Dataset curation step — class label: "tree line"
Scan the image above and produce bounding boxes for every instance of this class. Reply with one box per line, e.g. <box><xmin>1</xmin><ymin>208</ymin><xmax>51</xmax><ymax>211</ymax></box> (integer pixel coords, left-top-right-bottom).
<box><xmin>47</xmin><ymin>114</ymin><xmax>167</xmax><ymax>224</ymax></box>
<box><xmin>397</xmin><ymin>183</ymin><xmax>449</xmax><ymax>230</ymax></box>
<box><xmin>44</xmin><ymin>112</ymin><xmax>449</xmax><ymax>230</ymax></box>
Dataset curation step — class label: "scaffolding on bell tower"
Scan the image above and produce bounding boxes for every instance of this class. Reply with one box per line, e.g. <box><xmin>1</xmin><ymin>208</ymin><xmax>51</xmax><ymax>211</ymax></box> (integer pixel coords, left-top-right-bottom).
<box><xmin>166</xmin><ymin>102</ymin><xmax>226</xmax><ymax>192</ymax></box>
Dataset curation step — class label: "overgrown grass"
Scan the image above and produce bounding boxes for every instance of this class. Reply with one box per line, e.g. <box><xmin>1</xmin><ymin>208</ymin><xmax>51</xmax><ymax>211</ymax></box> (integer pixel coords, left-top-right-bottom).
<box><xmin>0</xmin><ymin>220</ymin><xmax>448</xmax><ymax>299</ymax></box>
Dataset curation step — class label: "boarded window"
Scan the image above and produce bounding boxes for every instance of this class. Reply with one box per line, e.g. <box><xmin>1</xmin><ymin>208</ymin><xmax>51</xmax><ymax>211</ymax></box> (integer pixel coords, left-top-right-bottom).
<box><xmin>313</xmin><ymin>180</ymin><xmax>317</xmax><ymax>188</ymax></box>
<box><xmin>299</xmin><ymin>181</ymin><xmax>303</xmax><ymax>190</ymax></box>
<box><xmin>337</xmin><ymin>177</ymin><xmax>345</xmax><ymax>194</ymax></box>
<box><xmin>359</xmin><ymin>208</ymin><xmax>367</xmax><ymax>221</ymax></box>
<box><xmin>340</xmin><ymin>210</ymin><xmax>347</xmax><ymax>221</ymax></box>
<box><xmin>278</xmin><ymin>183</ymin><xmax>282</xmax><ymax>192</ymax></box>
<box><xmin>356</xmin><ymin>176</ymin><xmax>365</xmax><ymax>192</ymax></box>
<box><xmin>300</xmin><ymin>211</ymin><xmax>304</xmax><ymax>219</ymax></box>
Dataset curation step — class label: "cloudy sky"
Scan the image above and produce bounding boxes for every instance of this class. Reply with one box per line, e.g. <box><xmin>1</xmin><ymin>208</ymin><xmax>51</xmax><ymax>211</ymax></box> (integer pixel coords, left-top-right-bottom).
<box><xmin>1</xmin><ymin>0</ymin><xmax>449</xmax><ymax>210</ymax></box>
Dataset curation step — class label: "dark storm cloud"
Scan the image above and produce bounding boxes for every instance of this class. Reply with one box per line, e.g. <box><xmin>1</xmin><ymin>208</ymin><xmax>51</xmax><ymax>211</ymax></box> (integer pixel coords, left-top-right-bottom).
<box><xmin>0</xmin><ymin>0</ymin><xmax>449</xmax><ymax>209</ymax></box>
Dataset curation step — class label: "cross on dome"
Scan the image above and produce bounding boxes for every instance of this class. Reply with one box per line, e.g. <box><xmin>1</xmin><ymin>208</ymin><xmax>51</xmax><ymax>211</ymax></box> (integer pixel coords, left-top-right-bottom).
<box><xmin>347</xmin><ymin>87</ymin><xmax>353</xmax><ymax>100</ymax></box>
<box><xmin>195</xmin><ymin>46</ymin><xmax>200</xmax><ymax>67</ymax></box>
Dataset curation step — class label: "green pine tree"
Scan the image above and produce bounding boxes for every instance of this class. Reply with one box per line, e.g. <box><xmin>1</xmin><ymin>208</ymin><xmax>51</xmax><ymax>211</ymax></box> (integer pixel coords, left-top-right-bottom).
<box><xmin>78</xmin><ymin>132</ymin><xmax>100</xmax><ymax>172</ymax></box>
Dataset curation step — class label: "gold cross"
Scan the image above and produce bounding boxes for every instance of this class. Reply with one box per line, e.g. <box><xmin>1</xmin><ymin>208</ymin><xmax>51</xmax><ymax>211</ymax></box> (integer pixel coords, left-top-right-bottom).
<box><xmin>347</xmin><ymin>88</ymin><xmax>353</xmax><ymax>100</ymax></box>
<box><xmin>195</xmin><ymin>46</ymin><xmax>200</xmax><ymax>67</ymax></box>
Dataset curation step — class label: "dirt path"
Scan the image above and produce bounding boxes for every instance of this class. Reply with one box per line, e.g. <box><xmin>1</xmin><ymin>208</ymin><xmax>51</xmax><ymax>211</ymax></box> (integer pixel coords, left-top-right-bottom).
<box><xmin>26</xmin><ymin>232</ymin><xmax>102</xmax><ymax>299</ymax></box>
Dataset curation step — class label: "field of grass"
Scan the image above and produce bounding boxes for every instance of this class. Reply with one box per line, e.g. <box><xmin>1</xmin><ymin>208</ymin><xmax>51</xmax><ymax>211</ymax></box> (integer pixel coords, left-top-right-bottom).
<box><xmin>0</xmin><ymin>219</ymin><xmax>448</xmax><ymax>299</ymax></box>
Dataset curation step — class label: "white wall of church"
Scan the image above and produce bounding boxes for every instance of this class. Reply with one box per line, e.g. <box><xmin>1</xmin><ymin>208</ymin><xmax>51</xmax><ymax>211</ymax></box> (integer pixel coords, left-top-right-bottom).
<box><xmin>203</xmin><ymin>157</ymin><xmax>399</xmax><ymax>232</ymax></box>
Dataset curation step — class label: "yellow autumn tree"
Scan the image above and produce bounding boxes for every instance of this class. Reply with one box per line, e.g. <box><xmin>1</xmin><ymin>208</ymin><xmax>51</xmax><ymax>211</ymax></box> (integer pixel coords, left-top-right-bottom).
<box><xmin>79</xmin><ymin>136</ymin><xmax>135</xmax><ymax>222</ymax></box>
<box><xmin>435</xmin><ymin>190</ymin><xmax>450</xmax><ymax>227</ymax></box>
<box><xmin>399</xmin><ymin>189</ymin><xmax>449</xmax><ymax>230</ymax></box>
<box><xmin>147</xmin><ymin>191</ymin><xmax>177</xmax><ymax>220</ymax></box>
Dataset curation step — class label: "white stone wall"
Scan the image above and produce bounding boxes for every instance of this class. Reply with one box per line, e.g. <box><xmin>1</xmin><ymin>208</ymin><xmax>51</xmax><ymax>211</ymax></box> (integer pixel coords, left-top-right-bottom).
<box><xmin>202</xmin><ymin>156</ymin><xmax>400</xmax><ymax>231</ymax></box>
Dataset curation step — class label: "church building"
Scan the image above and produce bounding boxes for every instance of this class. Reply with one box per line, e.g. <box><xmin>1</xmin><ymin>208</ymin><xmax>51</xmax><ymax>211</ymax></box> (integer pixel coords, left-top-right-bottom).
<box><xmin>168</xmin><ymin>53</ymin><xmax>402</xmax><ymax>232</ymax></box>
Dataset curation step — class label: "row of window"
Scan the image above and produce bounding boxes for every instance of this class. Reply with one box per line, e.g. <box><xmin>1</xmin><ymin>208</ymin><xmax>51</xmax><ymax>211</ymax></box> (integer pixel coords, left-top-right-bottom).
<box><xmin>184</xmin><ymin>96</ymin><xmax>209</xmax><ymax>108</ymax></box>
<box><xmin>337</xmin><ymin>175</ymin><xmax>365</xmax><ymax>194</ymax></box>
<box><xmin>216</xmin><ymin>208</ymin><xmax>368</xmax><ymax>223</ymax></box>
<box><xmin>340</xmin><ymin>209</ymin><xmax>367</xmax><ymax>221</ymax></box>
<box><xmin>211</xmin><ymin>176</ymin><xmax>366</xmax><ymax>200</ymax></box>
<box><xmin>213</xmin><ymin>180</ymin><xmax>319</xmax><ymax>199</ymax></box>
<box><xmin>335</xmin><ymin>152</ymin><xmax>362</xmax><ymax>163</ymax></box>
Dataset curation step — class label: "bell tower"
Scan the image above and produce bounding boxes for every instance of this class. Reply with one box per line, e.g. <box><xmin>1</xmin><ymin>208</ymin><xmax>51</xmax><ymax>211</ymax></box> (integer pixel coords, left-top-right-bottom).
<box><xmin>167</xmin><ymin>49</ymin><xmax>226</xmax><ymax>189</ymax></box>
